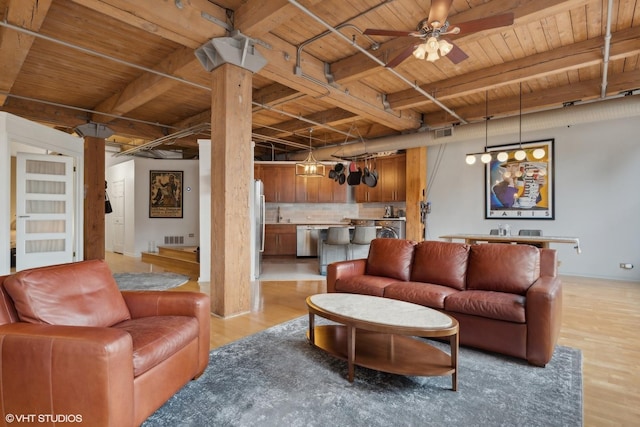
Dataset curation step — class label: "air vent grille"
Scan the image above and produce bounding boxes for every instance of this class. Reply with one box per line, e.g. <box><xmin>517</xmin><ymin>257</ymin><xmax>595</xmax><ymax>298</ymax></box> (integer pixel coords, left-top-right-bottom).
<box><xmin>164</xmin><ymin>235</ymin><xmax>184</xmax><ymax>245</ymax></box>
<box><xmin>434</xmin><ymin>127</ymin><xmax>454</xmax><ymax>139</ymax></box>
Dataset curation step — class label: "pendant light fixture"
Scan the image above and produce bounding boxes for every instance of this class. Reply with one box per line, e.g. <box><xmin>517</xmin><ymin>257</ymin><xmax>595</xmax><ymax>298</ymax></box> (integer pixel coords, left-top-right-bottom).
<box><xmin>514</xmin><ymin>82</ymin><xmax>527</xmax><ymax>161</ymax></box>
<box><xmin>465</xmin><ymin>91</ymin><xmax>507</xmax><ymax>164</ymax></box>
<box><xmin>295</xmin><ymin>128</ymin><xmax>325</xmax><ymax>177</ymax></box>
<box><xmin>465</xmin><ymin>83</ymin><xmax>545</xmax><ymax>165</ymax></box>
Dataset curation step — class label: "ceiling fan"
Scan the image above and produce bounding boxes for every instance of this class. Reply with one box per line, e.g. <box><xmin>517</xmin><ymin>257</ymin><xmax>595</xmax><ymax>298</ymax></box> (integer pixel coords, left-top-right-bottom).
<box><xmin>364</xmin><ymin>0</ymin><xmax>514</xmax><ymax>67</ymax></box>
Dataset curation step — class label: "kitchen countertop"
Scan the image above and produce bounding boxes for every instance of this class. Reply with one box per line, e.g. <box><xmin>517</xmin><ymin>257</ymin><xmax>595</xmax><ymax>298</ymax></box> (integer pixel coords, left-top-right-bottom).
<box><xmin>265</xmin><ymin>218</ymin><xmax>406</xmax><ymax>226</ymax></box>
<box><xmin>265</xmin><ymin>221</ymin><xmax>350</xmax><ymax>226</ymax></box>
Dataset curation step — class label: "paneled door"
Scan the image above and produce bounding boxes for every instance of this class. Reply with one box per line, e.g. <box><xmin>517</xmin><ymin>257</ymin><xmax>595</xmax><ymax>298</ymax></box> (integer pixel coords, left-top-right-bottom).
<box><xmin>111</xmin><ymin>179</ymin><xmax>125</xmax><ymax>254</ymax></box>
<box><xmin>15</xmin><ymin>153</ymin><xmax>75</xmax><ymax>271</ymax></box>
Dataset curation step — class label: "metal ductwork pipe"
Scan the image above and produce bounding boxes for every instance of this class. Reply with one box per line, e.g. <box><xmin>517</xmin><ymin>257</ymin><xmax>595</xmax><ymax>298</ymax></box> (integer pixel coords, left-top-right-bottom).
<box><xmin>288</xmin><ymin>95</ymin><xmax>640</xmax><ymax>161</ymax></box>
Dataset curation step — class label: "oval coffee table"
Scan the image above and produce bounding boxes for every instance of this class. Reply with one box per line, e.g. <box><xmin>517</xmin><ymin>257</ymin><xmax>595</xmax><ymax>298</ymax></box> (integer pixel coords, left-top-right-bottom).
<box><xmin>306</xmin><ymin>293</ymin><xmax>459</xmax><ymax>390</ymax></box>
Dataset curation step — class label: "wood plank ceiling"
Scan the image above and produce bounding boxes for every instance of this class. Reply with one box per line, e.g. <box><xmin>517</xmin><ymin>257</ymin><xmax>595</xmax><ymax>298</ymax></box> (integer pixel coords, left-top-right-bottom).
<box><xmin>0</xmin><ymin>0</ymin><xmax>638</xmax><ymax>160</ymax></box>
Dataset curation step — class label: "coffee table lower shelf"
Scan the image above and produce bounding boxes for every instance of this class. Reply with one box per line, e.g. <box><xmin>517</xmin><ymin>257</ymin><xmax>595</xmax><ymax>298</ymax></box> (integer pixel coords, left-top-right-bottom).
<box><xmin>307</xmin><ymin>324</ymin><xmax>455</xmax><ymax>380</ymax></box>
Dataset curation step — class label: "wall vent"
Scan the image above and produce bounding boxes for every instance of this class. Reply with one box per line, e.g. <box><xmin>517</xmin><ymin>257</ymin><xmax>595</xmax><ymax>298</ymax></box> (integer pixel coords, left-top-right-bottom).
<box><xmin>164</xmin><ymin>235</ymin><xmax>184</xmax><ymax>245</ymax></box>
<box><xmin>434</xmin><ymin>127</ymin><xmax>454</xmax><ymax>139</ymax></box>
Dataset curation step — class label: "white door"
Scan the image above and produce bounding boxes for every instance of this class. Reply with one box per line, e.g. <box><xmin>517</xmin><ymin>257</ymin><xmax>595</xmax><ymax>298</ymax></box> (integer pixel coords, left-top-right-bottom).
<box><xmin>16</xmin><ymin>152</ymin><xmax>75</xmax><ymax>271</ymax></box>
<box><xmin>111</xmin><ymin>179</ymin><xmax>125</xmax><ymax>254</ymax></box>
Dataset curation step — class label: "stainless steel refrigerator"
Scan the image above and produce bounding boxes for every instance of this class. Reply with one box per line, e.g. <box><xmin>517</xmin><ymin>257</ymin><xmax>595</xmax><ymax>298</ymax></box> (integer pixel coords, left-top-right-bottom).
<box><xmin>250</xmin><ymin>179</ymin><xmax>265</xmax><ymax>280</ymax></box>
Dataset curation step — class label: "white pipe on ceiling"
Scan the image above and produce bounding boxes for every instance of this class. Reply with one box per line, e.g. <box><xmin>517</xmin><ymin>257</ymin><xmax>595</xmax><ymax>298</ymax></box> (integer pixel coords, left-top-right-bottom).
<box><xmin>601</xmin><ymin>0</ymin><xmax>613</xmax><ymax>98</ymax></box>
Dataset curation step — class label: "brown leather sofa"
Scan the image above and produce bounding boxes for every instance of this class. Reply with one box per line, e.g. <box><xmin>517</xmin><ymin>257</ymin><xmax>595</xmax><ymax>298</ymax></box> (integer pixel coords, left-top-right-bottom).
<box><xmin>327</xmin><ymin>238</ymin><xmax>563</xmax><ymax>366</ymax></box>
<box><xmin>0</xmin><ymin>259</ymin><xmax>210</xmax><ymax>427</ymax></box>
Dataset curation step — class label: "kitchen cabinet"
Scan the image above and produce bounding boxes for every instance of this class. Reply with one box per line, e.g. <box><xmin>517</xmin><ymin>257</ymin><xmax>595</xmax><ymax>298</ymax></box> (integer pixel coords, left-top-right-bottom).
<box><xmin>264</xmin><ymin>224</ymin><xmax>297</xmax><ymax>255</ymax></box>
<box><xmin>355</xmin><ymin>154</ymin><xmax>405</xmax><ymax>203</ymax></box>
<box><xmin>355</xmin><ymin>178</ymin><xmax>380</xmax><ymax>202</ymax></box>
<box><xmin>256</xmin><ymin>164</ymin><xmax>295</xmax><ymax>203</ymax></box>
<box><xmin>295</xmin><ymin>175</ymin><xmax>347</xmax><ymax>203</ymax></box>
<box><xmin>378</xmin><ymin>154</ymin><xmax>406</xmax><ymax>202</ymax></box>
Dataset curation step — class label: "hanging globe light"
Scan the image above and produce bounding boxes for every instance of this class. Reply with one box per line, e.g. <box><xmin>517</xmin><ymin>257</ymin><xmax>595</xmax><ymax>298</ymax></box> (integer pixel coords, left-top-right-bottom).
<box><xmin>533</xmin><ymin>148</ymin><xmax>546</xmax><ymax>159</ymax></box>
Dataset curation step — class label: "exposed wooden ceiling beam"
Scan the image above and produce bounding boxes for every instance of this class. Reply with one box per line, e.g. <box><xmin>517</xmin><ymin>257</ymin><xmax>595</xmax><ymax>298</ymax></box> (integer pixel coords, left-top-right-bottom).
<box><xmin>252</xmin><ymin>83</ymin><xmax>302</xmax><ymax>110</ymax></box>
<box><xmin>253</xmin><ymin>107</ymin><xmax>357</xmax><ymax>139</ymax></box>
<box><xmin>388</xmin><ymin>26</ymin><xmax>640</xmax><ymax>111</ymax></box>
<box><xmin>1</xmin><ymin>97</ymin><xmax>168</xmax><ymax>139</ymax></box>
<box><xmin>69</xmin><ymin>0</ymin><xmax>228</xmax><ymax>48</ymax></box>
<box><xmin>330</xmin><ymin>0</ymin><xmax>590</xmax><ymax>84</ymax></box>
<box><xmin>422</xmin><ymin>69</ymin><xmax>640</xmax><ymax>126</ymax></box>
<box><xmin>91</xmin><ymin>46</ymin><xmax>204</xmax><ymax>123</ymax></box>
<box><xmin>234</xmin><ymin>0</ymin><xmax>304</xmax><ymax>36</ymax></box>
<box><xmin>0</xmin><ymin>0</ymin><xmax>53</xmax><ymax>105</ymax></box>
<box><xmin>254</xmin><ymin>32</ymin><xmax>422</xmax><ymax>132</ymax></box>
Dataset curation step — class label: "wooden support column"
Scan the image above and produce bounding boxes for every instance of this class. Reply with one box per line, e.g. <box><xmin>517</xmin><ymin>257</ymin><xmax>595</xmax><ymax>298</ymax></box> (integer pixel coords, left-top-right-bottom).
<box><xmin>83</xmin><ymin>136</ymin><xmax>105</xmax><ymax>260</ymax></box>
<box><xmin>210</xmin><ymin>63</ymin><xmax>252</xmax><ymax>317</ymax></box>
<box><xmin>405</xmin><ymin>147</ymin><xmax>427</xmax><ymax>242</ymax></box>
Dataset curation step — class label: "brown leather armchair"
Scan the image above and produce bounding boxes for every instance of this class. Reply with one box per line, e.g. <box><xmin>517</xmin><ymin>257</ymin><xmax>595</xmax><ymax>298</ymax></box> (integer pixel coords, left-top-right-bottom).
<box><xmin>0</xmin><ymin>260</ymin><xmax>210</xmax><ymax>427</ymax></box>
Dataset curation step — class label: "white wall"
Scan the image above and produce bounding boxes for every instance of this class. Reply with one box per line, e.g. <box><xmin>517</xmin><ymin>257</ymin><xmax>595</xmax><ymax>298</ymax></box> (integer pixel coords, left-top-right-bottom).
<box><xmin>426</xmin><ymin>114</ymin><xmax>640</xmax><ymax>281</ymax></box>
<box><xmin>107</xmin><ymin>157</ymin><xmax>200</xmax><ymax>257</ymax></box>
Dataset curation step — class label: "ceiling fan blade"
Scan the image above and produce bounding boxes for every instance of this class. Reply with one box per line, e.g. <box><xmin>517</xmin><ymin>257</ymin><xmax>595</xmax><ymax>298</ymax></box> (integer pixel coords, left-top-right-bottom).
<box><xmin>385</xmin><ymin>43</ymin><xmax>419</xmax><ymax>68</ymax></box>
<box><xmin>445</xmin><ymin>42</ymin><xmax>469</xmax><ymax>64</ymax></box>
<box><xmin>428</xmin><ymin>0</ymin><xmax>453</xmax><ymax>28</ymax></box>
<box><xmin>364</xmin><ymin>28</ymin><xmax>420</xmax><ymax>37</ymax></box>
<box><xmin>452</xmin><ymin>12</ymin><xmax>515</xmax><ymax>34</ymax></box>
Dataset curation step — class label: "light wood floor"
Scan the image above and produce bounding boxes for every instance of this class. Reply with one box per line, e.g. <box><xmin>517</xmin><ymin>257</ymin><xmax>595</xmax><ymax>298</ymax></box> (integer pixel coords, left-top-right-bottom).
<box><xmin>106</xmin><ymin>252</ymin><xmax>640</xmax><ymax>426</ymax></box>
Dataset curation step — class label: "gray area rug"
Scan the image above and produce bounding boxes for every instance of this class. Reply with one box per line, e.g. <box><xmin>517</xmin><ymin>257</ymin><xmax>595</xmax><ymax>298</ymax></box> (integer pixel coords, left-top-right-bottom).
<box><xmin>113</xmin><ymin>272</ymin><xmax>189</xmax><ymax>291</ymax></box>
<box><xmin>143</xmin><ymin>316</ymin><xmax>582</xmax><ymax>427</ymax></box>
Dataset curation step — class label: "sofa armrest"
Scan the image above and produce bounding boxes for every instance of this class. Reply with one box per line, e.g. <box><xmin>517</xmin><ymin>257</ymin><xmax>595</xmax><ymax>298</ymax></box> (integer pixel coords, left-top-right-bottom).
<box><xmin>326</xmin><ymin>259</ymin><xmax>367</xmax><ymax>293</ymax></box>
<box><xmin>0</xmin><ymin>323</ymin><xmax>134</xmax><ymax>427</ymax></box>
<box><xmin>121</xmin><ymin>291</ymin><xmax>210</xmax><ymax>375</ymax></box>
<box><xmin>525</xmin><ymin>276</ymin><xmax>563</xmax><ymax>366</ymax></box>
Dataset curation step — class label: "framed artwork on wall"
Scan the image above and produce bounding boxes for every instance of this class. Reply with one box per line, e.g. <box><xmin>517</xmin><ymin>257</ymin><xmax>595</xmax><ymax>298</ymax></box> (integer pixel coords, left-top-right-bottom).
<box><xmin>485</xmin><ymin>139</ymin><xmax>554</xmax><ymax>220</ymax></box>
<box><xmin>149</xmin><ymin>170</ymin><xmax>183</xmax><ymax>218</ymax></box>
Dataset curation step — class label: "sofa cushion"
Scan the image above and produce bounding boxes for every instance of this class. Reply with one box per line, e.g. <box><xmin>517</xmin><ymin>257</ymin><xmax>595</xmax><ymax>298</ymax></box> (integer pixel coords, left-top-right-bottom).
<box><xmin>4</xmin><ymin>259</ymin><xmax>131</xmax><ymax>327</ymax></box>
<box><xmin>410</xmin><ymin>241</ymin><xmax>469</xmax><ymax>290</ymax></box>
<box><xmin>335</xmin><ymin>275</ymin><xmax>399</xmax><ymax>296</ymax></box>
<box><xmin>466</xmin><ymin>244</ymin><xmax>540</xmax><ymax>295</ymax></box>
<box><xmin>365</xmin><ymin>238</ymin><xmax>416</xmax><ymax>282</ymax></box>
<box><xmin>444</xmin><ymin>290</ymin><xmax>526</xmax><ymax>323</ymax></box>
<box><xmin>384</xmin><ymin>282</ymin><xmax>459</xmax><ymax>309</ymax></box>
<box><xmin>113</xmin><ymin>315</ymin><xmax>199</xmax><ymax>376</ymax></box>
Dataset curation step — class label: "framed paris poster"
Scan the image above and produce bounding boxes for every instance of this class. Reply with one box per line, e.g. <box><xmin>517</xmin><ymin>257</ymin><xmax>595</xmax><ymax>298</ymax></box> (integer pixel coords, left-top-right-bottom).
<box><xmin>485</xmin><ymin>139</ymin><xmax>554</xmax><ymax>220</ymax></box>
<box><xmin>149</xmin><ymin>170</ymin><xmax>183</xmax><ymax>218</ymax></box>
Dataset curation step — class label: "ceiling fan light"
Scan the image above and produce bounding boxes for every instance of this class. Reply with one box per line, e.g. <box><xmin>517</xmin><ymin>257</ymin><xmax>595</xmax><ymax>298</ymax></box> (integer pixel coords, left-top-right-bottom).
<box><xmin>438</xmin><ymin>39</ymin><xmax>453</xmax><ymax>56</ymax></box>
<box><xmin>426</xmin><ymin>51</ymin><xmax>440</xmax><ymax>62</ymax></box>
<box><xmin>426</xmin><ymin>36</ymin><xmax>439</xmax><ymax>52</ymax></box>
<box><xmin>465</xmin><ymin>154</ymin><xmax>477</xmax><ymax>165</ymax></box>
<box><xmin>413</xmin><ymin>44</ymin><xmax>427</xmax><ymax>60</ymax></box>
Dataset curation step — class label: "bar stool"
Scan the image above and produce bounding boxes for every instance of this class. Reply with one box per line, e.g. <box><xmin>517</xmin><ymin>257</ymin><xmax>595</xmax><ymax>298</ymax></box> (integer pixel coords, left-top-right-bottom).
<box><xmin>318</xmin><ymin>227</ymin><xmax>351</xmax><ymax>275</ymax></box>
<box><xmin>349</xmin><ymin>226</ymin><xmax>377</xmax><ymax>260</ymax></box>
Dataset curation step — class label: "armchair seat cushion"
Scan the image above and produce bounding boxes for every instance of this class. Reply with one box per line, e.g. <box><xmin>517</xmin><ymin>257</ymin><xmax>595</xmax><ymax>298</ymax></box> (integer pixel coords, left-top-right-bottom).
<box><xmin>113</xmin><ymin>316</ymin><xmax>199</xmax><ymax>376</ymax></box>
<box><xmin>445</xmin><ymin>290</ymin><xmax>526</xmax><ymax>323</ymax></box>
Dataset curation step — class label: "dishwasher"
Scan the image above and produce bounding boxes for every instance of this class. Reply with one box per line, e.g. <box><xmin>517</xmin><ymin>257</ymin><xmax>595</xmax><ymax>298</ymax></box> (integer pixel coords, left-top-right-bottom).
<box><xmin>296</xmin><ymin>226</ymin><xmax>320</xmax><ymax>257</ymax></box>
